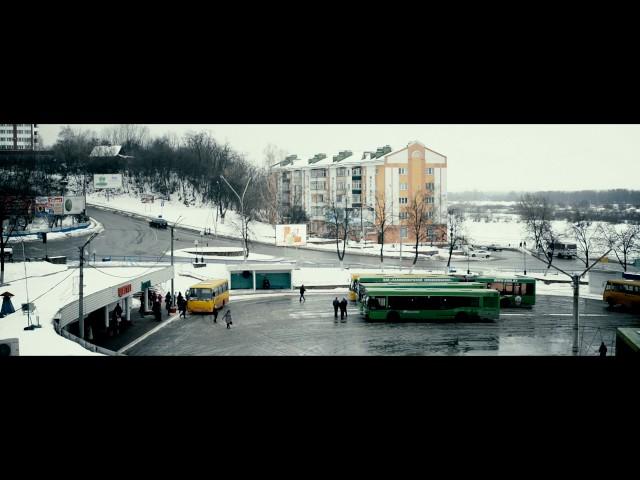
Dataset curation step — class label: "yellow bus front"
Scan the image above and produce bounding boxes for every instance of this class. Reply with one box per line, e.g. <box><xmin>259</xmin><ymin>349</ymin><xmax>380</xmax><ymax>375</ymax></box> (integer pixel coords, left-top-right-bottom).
<box><xmin>187</xmin><ymin>281</ymin><xmax>229</xmax><ymax>313</ymax></box>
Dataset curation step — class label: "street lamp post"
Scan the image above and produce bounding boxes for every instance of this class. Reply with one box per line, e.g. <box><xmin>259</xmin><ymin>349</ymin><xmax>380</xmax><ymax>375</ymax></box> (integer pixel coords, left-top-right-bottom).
<box><xmin>170</xmin><ymin>215</ymin><xmax>183</xmax><ymax>309</ymax></box>
<box><xmin>220</xmin><ymin>175</ymin><xmax>252</xmax><ymax>261</ymax></box>
<box><xmin>78</xmin><ymin>232</ymin><xmax>99</xmax><ymax>339</ymax></box>
<box><xmin>520</xmin><ymin>241</ymin><xmax>527</xmax><ymax>275</ymax></box>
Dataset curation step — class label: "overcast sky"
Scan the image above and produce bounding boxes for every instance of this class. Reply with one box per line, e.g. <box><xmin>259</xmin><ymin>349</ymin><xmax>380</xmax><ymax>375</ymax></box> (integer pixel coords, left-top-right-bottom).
<box><xmin>38</xmin><ymin>124</ymin><xmax>640</xmax><ymax>192</ymax></box>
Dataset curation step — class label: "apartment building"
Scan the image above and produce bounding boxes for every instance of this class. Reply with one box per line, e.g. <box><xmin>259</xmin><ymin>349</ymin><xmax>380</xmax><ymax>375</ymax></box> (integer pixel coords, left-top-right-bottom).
<box><xmin>272</xmin><ymin>140</ymin><xmax>447</xmax><ymax>243</ymax></box>
<box><xmin>0</xmin><ymin>124</ymin><xmax>39</xmax><ymax>150</ymax></box>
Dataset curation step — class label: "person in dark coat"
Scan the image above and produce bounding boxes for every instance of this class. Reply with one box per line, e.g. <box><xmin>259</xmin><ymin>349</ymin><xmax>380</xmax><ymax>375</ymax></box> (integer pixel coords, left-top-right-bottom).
<box><xmin>223</xmin><ymin>309</ymin><xmax>232</xmax><ymax>329</ymax></box>
<box><xmin>152</xmin><ymin>298</ymin><xmax>162</xmax><ymax>322</ymax></box>
<box><xmin>177</xmin><ymin>292</ymin><xmax>184</xmax><ymax>308</ymax></box>
<box><xmin>339</xmin><ymin>297</ymin><xmax>348</xmax><ymax>320</ymax></box>
<box><xmin>299</xmin><ymin>284</ymin><xmax>306</xmax><ymax>303</ymax></box>
<box><xmin>213</xmin><ymin>306</ymin><xmax>219</xmax><ymax>323</ymax></box>
<box><xmin>179</xmin><ymin>296</ymin><xmax>187</xmax><ymax>318</ymax></box>
<box><xmin>599</xmin><ymin>342</ymin><xmax>608</xmax><ymax>357</ymax></box>
<box><xmin>333</xmin><ymin>297</ymin><xmax>340</xmax><ymax>318</ymax></box>
<box><xmin>165</xmin><ymin>292</ymin><xmax>172</xmax><ymax>313</ymax></box>
<box><xmin>114</xmin><ymin>303</ymin><xmax>123</xmax><ymax>319</ymax></box>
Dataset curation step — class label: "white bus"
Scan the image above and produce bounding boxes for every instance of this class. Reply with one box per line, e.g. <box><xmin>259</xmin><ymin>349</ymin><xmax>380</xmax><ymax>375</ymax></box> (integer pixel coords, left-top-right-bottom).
<box><xmin>550</xmin><ymin>241</ymin><xmax>577</xmax><ymax>259</ymax></box>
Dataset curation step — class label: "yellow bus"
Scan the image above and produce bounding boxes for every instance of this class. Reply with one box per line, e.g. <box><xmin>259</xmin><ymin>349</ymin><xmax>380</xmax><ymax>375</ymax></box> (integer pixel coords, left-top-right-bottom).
<box><xmin>603</xmin><ymin>279</ymin><xmax>640</xmax><ymax>310</ymax></box>
<box><xmin>186</xmin><ymin>279</ymin><xmax>229</xmax><ymax>313</ymax></box>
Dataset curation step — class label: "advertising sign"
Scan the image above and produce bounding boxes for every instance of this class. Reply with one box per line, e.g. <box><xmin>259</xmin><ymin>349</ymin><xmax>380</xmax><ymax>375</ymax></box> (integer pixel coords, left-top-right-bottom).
<box><xmin>63</xmin><ymin>196</ymin><xmax>85</xmax><ymax>215</ymax></box>
<box><xmin>34</xmin><ymin>196</ymin><xmax>63</xmax><ymax>215</ymax></box>
<box><xmin>94</xmin><ymin>174</ymin><xmax>122</xmax><ymax>189</ymax></box>
<box><xmin>275</xmin><ymin>224</ymin><xmax>307</xmax><ymax>247</ymax></box>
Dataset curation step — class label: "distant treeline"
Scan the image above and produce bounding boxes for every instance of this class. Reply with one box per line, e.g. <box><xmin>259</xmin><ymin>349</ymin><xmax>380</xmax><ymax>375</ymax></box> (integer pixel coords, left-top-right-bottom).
<box><xmin>449</xmin><ymin>190</ymin><xmax>640</xmax><ymax>206</ymax></box>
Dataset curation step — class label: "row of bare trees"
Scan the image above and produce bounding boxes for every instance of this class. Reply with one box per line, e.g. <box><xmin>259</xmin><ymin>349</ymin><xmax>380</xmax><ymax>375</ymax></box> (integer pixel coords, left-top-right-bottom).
<box><xmin>518</xmin><ymin>193</ymin><xmax>640</xmax><ymax>272</ymax></box>
<box><xmin>325</xmin><ymin>187</ymin><xmax>468</xmax><ymax>267</ymax></box>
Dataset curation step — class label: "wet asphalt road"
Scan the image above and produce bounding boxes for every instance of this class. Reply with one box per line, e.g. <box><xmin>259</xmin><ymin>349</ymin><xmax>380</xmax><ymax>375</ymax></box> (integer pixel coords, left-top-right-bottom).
<box><xmin>126</xmin><ymin>293</ymin><xmax>640</xmax><ymax>356</ymax></box>
<box><xmin>20</xmin><ymin>206</ymin><xmax>590</xmax><ymax>273</ymax></box>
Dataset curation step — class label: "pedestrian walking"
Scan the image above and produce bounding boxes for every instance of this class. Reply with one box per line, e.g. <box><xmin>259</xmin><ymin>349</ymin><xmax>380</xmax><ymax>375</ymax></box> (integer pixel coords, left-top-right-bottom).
<box><xmin>177</xmin><ymin>292</ymin><xmax>184</xmax><ymax>307</ymax></box>
<box><xmin>152</xmin><ymin>299</ymin><xmax>162</xmax><ymax>322</ymax></box>
<box><xmin>179</xmin><ymin>297</ymin><xmax>187</xmax><ymax>318</ymax></box>
<box><xmin>223</xmin><ymin>309</ymin><xmax>232</xmax><ymax>329</ymax></box>
<box><xmin>332</xmin><ymin>297</ymin><xmax>340</xmax><ymax>318</ymax></box>
<box><xmin>165</xmin><ymin>292</ymin><xmax>172</xmax><ymax>314</ymax></box>
<box><xmin>339</xmin><ymin>297</ymin><xmax>348</xmax><ymax>320</ymax></box>
<box><xmin>213</xmin><ymin>306</ymin><xmax>219</xmax><ymax>323</ymax></box>
<box><xmin>299</xmin><ymin>284</ymin><xmax>306</xmax><ymax>303</ymax></box>
<box><xmin>599</xmin><ymin>341</ymin><xmax>608</xmax><ymax>357</ymax></box>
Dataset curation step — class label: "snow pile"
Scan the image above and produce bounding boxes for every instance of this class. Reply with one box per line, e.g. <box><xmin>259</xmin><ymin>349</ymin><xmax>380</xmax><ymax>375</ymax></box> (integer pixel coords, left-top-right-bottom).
<box><xmin>7</xmin><ymin>217</ymin><xmax>104</xmax><ymax>244</ymax></box>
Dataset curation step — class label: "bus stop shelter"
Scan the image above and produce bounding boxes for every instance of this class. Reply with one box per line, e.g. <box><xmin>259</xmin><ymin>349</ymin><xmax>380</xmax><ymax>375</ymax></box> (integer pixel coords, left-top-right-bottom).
<box><xmin>227</xmin><ymin>264</ymin><xmax>294</xmax><ymax>291</ymax></box>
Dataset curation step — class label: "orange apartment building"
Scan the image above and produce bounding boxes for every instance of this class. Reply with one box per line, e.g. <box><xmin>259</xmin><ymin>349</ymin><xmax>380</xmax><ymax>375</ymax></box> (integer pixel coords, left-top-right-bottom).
<box><xmin>271</xmin><ymin>140</ymin><xmax>447</xmax><ymax>244</ymax></box>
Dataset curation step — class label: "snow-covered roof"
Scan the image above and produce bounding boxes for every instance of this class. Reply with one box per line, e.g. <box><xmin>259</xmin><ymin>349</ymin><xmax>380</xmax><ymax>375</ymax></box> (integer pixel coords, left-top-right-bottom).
<box><xmin>90</xmin><ymin>145</ymin><xmax>122</xmax><ymax>157</ymax></box>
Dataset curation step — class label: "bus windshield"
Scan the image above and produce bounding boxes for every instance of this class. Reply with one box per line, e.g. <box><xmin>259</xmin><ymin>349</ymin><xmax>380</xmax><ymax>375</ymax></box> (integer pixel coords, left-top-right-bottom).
<box><xmin>190</xmin><ymin>288</ymin><xmax>213</xmax><ymax>300</ymax></box>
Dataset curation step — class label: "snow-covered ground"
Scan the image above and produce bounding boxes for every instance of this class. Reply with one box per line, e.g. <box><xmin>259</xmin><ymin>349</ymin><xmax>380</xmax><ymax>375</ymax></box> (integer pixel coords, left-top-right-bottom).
<box><xmin>171</xmin><ymin>247</ymin><xmax>281</xmax><ymax>262</ymax></box>
<box><xmin>1</xmin><ymin>257</ymin><xmax>607</xmax><ymax>356</ymax></box>
<box><xmin>0</xmin><ymin>261</ymin><xmax>167</xmax><ymax>355</ymax></box>
<box><xmin>7</xmin><ymin>217</ymin><xmax>104</xmax><ymax>244</ymax></box>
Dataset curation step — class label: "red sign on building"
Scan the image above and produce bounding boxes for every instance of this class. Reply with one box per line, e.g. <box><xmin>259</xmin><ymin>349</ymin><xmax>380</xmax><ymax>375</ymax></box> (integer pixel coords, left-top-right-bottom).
<box><xmin>118</xmin><ymin>284</ymin><xmax>132</xmax><ymax>297</ymax></box>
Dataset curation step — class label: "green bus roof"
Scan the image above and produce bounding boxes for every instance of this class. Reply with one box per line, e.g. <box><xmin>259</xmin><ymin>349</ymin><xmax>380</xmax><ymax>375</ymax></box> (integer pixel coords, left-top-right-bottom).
<box><xmin>357</xmin><ymin>275</ymin><xmax>458</xmax><ymax>283</ymax></box>
<box><xmin>473</xmin><ymin>276</ymin><xmax>536</xmax><ymax>284</ymax></box>
<box><xmin>363</xmin><ymin>287</ymin><xmax>499</xmax><ymax>297</ymax></box>
<box><xmin>361</xmin><ymin>281</ymin><xmax>486</xmax><ymax>289</ymax></box>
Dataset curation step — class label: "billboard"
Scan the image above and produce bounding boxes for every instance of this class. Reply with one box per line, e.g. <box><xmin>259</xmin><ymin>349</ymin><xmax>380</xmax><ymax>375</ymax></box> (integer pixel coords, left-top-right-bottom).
<box><xmin>34</xmin><ymin>196</ymin><xmax>64</xmax><ymax>215</ymax></box>
<box><xmin>276</xmin><ymin>224</ymin><xmax>307</xmax><ymax>247</ymax></box>
<box><xmin>94</xmin><ymin>174</ymin><xmax>122</xmax><ymax>189</ymax></box>
<box><xmin>63</xmin><ymin>196</ymin><xmax>85</xmax><ymax>215</ymax></box>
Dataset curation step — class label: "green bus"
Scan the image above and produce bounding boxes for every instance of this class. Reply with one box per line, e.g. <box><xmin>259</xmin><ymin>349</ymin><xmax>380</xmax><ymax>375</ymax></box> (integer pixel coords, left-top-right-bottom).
<box><xmin>466</xmin><ymin>275</ymin><xmax>536</xmax><ymax>307</ymax></box>
<box><xmin>362</xmin><ymin>286</ymin><xmax>501</xmax><ymax>322</ymax></box>
<box><xmin>350</xmin><ymin>273</ymin><xmax>460</xmax><ymax>302</ymax></box>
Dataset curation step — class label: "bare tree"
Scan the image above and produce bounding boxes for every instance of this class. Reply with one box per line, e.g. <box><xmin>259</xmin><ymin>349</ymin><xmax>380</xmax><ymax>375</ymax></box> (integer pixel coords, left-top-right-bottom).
<box><xmin>599</xmin><ymin>223</ymin><xmax>640</xmax><ymax>272</ymax></box>
<box><xmin>325</xmin><ymin>193</ymin><xmax>353</xmax><ymax>267</ymax></box>
<box><xmin>518</xmin><ymin>193</ymin><xmax>558</xmax><ymax>269</ymax></box>
<box><xmin>263</xmin><ymin>143</ymin><xmax>287</xmax><ymax>169</ymax></box>
<box><xmin>445</xmin><ymin>207</ymin><xmax>466</xmax><ymax>268</ymax></box>
<box><xmin>374</xmin><ymin>192</ymin><xmax>393</xmax><ymax>264</ymax></box>
<box><xmin>570</xmin><ymin>209</ymin><xmax>600</xmax><ymax>270</ymax></box>
<box><xmin>405</xmin><ymin>190</ymin><xmax>430</xmax><ymax>266</ymax></box>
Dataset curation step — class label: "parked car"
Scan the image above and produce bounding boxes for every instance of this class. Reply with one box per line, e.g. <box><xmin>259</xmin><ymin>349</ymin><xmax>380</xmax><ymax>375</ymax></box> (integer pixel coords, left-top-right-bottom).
<box><xmin>487</xmin><ymin>244</ymin><xmax>503</xmax><ymax>252</ymax></box>
<box><xmin>149</xmin><ymin>217</ymin><xmax>168</xmax><ymax>229</ymax></box>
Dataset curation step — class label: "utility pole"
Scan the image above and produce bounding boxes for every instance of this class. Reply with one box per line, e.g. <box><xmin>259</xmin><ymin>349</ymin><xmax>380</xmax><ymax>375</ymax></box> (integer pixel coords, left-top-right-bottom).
<box><xmin>78</xmin><ymin>232</ymin><xmax>99</xmax><ymax>339</ymax></box>
<box><xmin>529</xmin><ymin>249</ymin><xmax>611</xmax><ymax>355</ymax></box>
<box><xmin>170</xmin><ymin>216</ymin><xmax>183</xmax><ymax>310</ymax></box>
<box><xmin>220</xmin><ymin>175</ymin><xmax>252</xmax><ymax>261</ymax></box>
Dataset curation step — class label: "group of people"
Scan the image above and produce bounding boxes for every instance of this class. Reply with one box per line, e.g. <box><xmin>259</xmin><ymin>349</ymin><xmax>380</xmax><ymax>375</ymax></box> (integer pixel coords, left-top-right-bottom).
<box><xmin>332</xmin><ymin>297</ymin><xmax>349</xmax><ymax>320</ymax></box>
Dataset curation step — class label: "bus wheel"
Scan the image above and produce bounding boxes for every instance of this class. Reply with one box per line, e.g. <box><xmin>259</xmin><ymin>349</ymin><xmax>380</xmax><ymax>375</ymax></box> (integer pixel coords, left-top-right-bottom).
<box><xmin>455</xmin><ymin>312</ymin><xmax>469</xmax><ymax>322</ymax></box>
<box><xmin>607</xmin><ymin>299</ymin><xmax>615</xmax><ymax>309</ymax></box>
<box><xmin>387</xmin><ymin>311</ymin><xmax>400</xmax><ymax>322</ymax></box>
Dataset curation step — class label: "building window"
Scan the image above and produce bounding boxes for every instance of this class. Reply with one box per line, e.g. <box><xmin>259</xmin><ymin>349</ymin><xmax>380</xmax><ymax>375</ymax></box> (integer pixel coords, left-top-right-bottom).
<box><xmin>337</xmin><ymin>181</ymin><xmax>345</xmax><ymax>190</ymax></box>
<box><xmin>352</xmin><ymin>194</ymin><xmax>361</xmax><ymax>204</ymax></box>
<box><xmin>398</xmin><ymin>168</ymin><xmax>406</xmax><ymax>175</ymax></box>
<box><xmin>336</xmin><ymin>194</ymin><xmax>344</xmax><ymax>203</ymax></box>
<box><xmin>426</xmin><ymin>197</ymin><xmax>434</xmax><ymax>204</ymax></box>
<box><xmin>400</xmin><ymin>227</ymin><xmax>408</xmax><ymax>239</ymax></box>
<box><xmin>337</xmin><ymin>167</ymin><xmax>346</xmax><ymax>177</ymax></box>
<box><xmin>425</xmin><ymin>182</ymin><xmax>434</xmax><ymax>191</ymax></box>
<box><xmin>426</xmin><ymin>168</ymin><xmax>434</xmax><ymax>175</ymax></box>
<box><xmin>352</xmin><ymin>181</ymin><xmax>361</xmax><ymax>190</ymax></box>
<box><xmin>399</xmin><ymin>212</ymin><xmax>408</xmax><ymax>220</ymax></box>
<box><xmin>400</xmin><ymin>183</ymin><xmax>407</xmax><ymax>190</ymax></box>
<box><xmin>399</xmin><ymin>197</ymin><xmax>408</xmax><ymax>205</ymax></box>
<box><xmin>311</xmin><ymin>181</ymin><xmax>326</xmax><ymax>190</ymax></box>
<box><xmin>352</xmin><ymin>167</ymin><xmax>361</xmax><ymax>175</ymax></box>
<box><xmin>311</xmin><ymin>169</ymin><xmax>327</xmax><ymax>178</ymax></box>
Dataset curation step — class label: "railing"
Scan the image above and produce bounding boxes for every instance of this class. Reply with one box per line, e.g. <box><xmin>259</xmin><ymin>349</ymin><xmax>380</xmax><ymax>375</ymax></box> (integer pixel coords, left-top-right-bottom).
<box><xmin>9</xmin><ymin>221</ymin><xmax>91</xmax><ymax>237</ymax></box>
